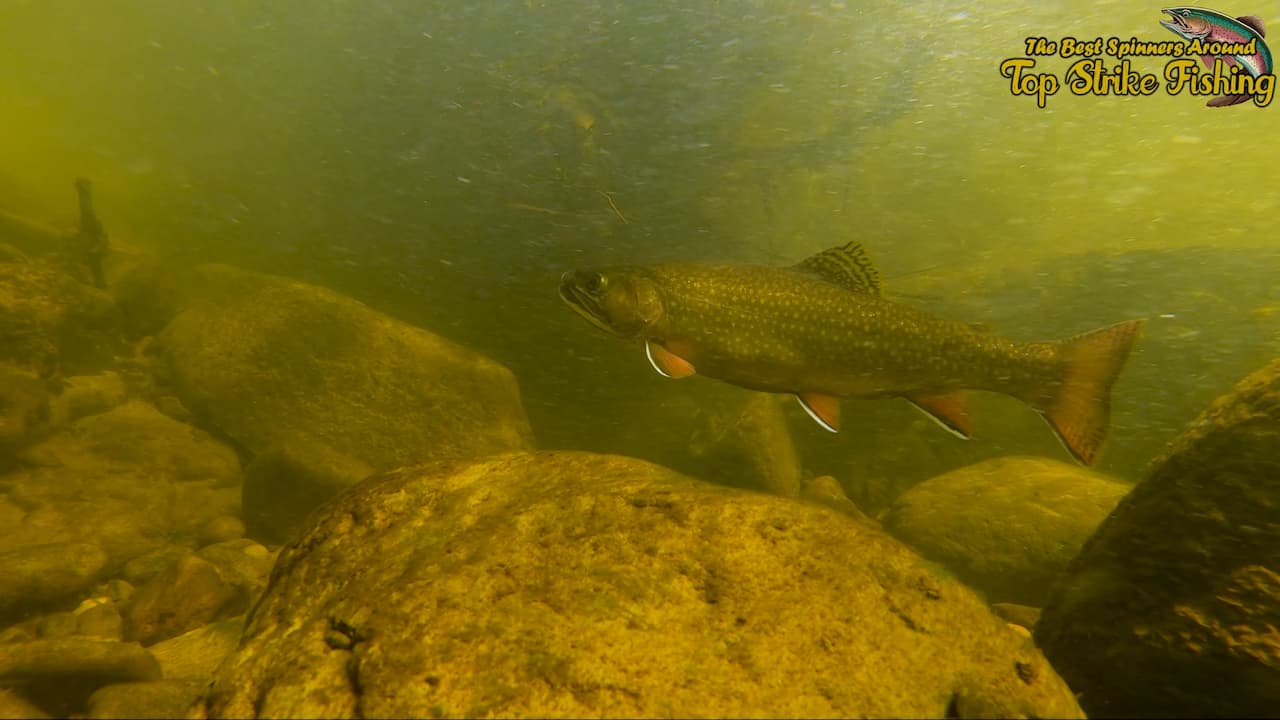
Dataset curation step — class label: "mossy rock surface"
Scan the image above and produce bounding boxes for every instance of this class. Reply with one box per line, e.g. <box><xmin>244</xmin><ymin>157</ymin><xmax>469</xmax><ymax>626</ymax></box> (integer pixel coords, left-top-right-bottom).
<box><xmin>883</xmin><ymin>456</ymin><xmax>1130</xmax><ymax>606</ymax></box>
<box><xmin>1037</xmin><ymin>358</ymin><xmax>1280</xmax><ymax>718</ymax></box>
<box><xmin>155</xmin><ymin>264</ymin><xmax>534</xmax><ymax>471</ymax></box>
<box><xmin>207</xmin><ymin>451</ymin><xmax>1081</xmax><ymax>719</ymax></box>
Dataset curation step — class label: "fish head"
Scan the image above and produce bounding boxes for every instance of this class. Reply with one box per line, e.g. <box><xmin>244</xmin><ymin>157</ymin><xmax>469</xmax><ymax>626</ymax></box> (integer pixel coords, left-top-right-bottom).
<box><xmin>559</xmin><ymin>268</ymin><xmax>665</xmax><ymax>339</ymax></box>
<box><xmin>1161</xmin><ymin>7</ymin><xmax>1214</xmax><ymax>39</ymax></box>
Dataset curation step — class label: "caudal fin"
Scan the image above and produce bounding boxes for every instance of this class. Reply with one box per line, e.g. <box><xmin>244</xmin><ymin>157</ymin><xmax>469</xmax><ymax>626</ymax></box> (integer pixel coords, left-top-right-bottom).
<box><xmin>1036</xmin><ymin>319</ymin><xmax>1145</xmax><ymax>466</ymax></box>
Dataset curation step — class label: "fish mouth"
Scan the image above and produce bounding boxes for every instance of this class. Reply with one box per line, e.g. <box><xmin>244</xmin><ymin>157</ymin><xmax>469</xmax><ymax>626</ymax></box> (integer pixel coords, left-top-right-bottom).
<box><xmin>559</xmin><ymin>272</ymin><xmax>618</xmax><ymax>335</ymax></box>
<box><xmin>1160</xmin><ymin>9</ymin><xmax>1207</xmax><ymax>38</ymax></box>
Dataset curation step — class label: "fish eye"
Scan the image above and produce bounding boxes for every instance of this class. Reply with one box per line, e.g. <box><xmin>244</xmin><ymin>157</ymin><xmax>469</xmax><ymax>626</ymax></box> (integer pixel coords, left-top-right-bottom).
<box><xmin>585</xmin><ymin>273</ymin><xmax>607</xmax><ymax>293</ymax></box>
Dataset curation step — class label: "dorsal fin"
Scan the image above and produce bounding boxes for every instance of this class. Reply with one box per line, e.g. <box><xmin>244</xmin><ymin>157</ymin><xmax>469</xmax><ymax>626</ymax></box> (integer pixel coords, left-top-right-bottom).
<box><xmin>791</xmin><ymin>242</ymin><xmax>881</xmax><ymax>294</ymax></box>
<box><xmin>1237</xmin><ymin>15</ymin><xmax>1265</xmax><ymax>37</ymax></box>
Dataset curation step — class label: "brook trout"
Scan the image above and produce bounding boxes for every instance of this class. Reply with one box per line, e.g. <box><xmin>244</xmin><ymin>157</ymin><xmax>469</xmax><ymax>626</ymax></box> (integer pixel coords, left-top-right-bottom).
<box><xmin>559</xmin><ymin>243</ymin><xmax>1145</xmax><ymax>466</ymax></box>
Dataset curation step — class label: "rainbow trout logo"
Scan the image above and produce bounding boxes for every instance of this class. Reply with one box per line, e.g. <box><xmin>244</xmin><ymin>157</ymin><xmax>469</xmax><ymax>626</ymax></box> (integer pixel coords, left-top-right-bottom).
<box><xmin>1159</xmin><ymin>7</ymin><xmax>1274</xmax><ymax>106</ymax></box>
<box><xmin>999</xmin><ymin>6</ymin><xmax>1274</xmax><ymax>108</ymax></box>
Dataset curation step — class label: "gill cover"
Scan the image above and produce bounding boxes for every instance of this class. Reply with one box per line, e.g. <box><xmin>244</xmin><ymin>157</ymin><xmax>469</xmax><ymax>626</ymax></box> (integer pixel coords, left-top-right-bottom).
<box><xmin>560</xmin><ymin>270</ymin><xmax>665</xmax><ymax>338</ymax></box>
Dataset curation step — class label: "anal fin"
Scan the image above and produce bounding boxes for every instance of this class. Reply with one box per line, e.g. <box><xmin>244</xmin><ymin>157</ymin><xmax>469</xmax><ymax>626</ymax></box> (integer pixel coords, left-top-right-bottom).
<box><xmin>905</xmin><ymin>391</ymin><xmax>972</xmax><ymax>439</ymax></box>
<box><xmin>796</xmin><ymin>393</ymin><xmax>841</xmax><ymax>432</ymax></box>
<box><xmin>645</xmin><ymin>341</ymin><xmax>696</xmax><ymax>379</ymax></box>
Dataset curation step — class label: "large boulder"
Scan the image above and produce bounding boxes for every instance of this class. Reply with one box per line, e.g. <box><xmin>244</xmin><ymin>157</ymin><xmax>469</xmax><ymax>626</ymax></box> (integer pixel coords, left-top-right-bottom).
<box><xmin>882</xmin><ymin>456</ymin><xmax>1131</xmax><ymax>606</ymax></box>
<box><xmin>152</xmin><ymin>263</ymin><xmax>534</xmax><ymax>471</ymax></box>
<box><xmin>1036</xmin><ymin>358</ymin><xmax>1280</xmax><ymax>717</ymax></box>
<box><xmin>207</xmin><ymin>451</ymin><xmax>1082</xmax><ymax>719</ymax></box>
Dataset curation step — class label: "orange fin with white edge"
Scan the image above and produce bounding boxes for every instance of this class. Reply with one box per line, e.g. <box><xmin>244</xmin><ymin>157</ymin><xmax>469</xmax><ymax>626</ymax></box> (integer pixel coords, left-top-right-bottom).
<box><xmin>796</xmin><ymin>393</ymin><xmax>841</xmax><ymax>432</ymax></box>
<box><xmin>905</xmin><ymin>391</ymin><xmax>972</xmax><ymax>439</ymax></box>
<box><xmin>1035</xmin><ymin>319</ymin><xmax>1145</xmax><ymax>466</ymax></box>
<box><xmin>645</xmin><ymin>341</ymin><xmax>696</xmax><ymax>379</ymax></box>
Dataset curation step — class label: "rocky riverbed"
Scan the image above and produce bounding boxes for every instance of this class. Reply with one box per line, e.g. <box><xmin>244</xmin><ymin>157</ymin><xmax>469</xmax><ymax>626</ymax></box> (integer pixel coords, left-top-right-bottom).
<box><xmin>1</xmin><ymin>236</ymin><xmax>1276</xmax><ymax>718</ymax></box>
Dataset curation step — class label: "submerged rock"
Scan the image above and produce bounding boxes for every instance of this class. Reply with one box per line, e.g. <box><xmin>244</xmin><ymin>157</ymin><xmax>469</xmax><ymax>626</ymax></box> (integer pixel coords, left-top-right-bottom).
<box><xmin>0</xmin><ymin>638</ymin><xmax>160</xmax><ymax>716</ymax></box>
<box><xmin>1037</xmin><ymin>358</ymin><xmax>1280</xmax><ymax>718</ymax></box>
<box><xmin>991</xmin><ymin>603</ymin><xmax>1041</xmax><ymax>634</ymax></box>
<box><xmin>0</xmin><ymin>688</ymin><xmax>49</xmax><ymax>719</ymax></box>
<box><xmin>196</xmin><ymin>538</ymin><xmax>274</xmax><ymax>604</ymax></box>
<box><xmin>207</xmin><ymin>451</ymin><xmax>1081</xmax><ymax>719</ymax></box>
<box><xmin>0</xmin><ymin>542</ymin><xmax>107</xmax><ymax>624</ymax></box>
<box><xmin>198</xmin><ymin>515</ymin><xmax>246</xmax><ymax>546</ymax></box>
<box><xmin>34</xmin><ymin>611</ymin><xmax>79</xmax><ymax>640</ymax></box>
<box><xmin>798</xmin><ymin>474</ymin><xmax>868</xmax><ymax>521</ymax></box>
<box><xmin>121</xmin><ymin>546</ymin><xmax>194</xmax><ymax>587</ymax></box>
<box><xmin>87</xmin><ymin>679</ymin><xmax>205</xmax><ymax>720</ymax></box>
<box><xmin>125</xmin><ymin>555</ymin><xmax>247</xmax><ymax>646</ymax></box>
<box><xmin>0</xmin><ymin>362</ymin><xmax>50</xmax><ymax>462</ymax></box>
<box><xmin>241</xmin><ymin>432</ymin><xmax>375</xmax><ymax>544</ymax></box>
<box><xmin>111</xmin><ymin>261</ymin><xmax>194</xmax><ymax>339</ymax></box>
<box><xmin>154</xmin><ymin>263</ymin><xmax>534</xmax><ymax>473</ymax></box>
<box><xmin>74</xmin><ymin>598</ymin><xmax>125</xmax><ymax>641</ymax></box>
<box><xmin>3</xmin><ymin>401</ymin><xmax>242</xmax><ymax>568</ymax></box>
<box><xmin>149</xmin><ymin>615</ymin><xmax>246</xmax><ymax>682</ymax></box>
<box><xmin>882</xmin><ymin>456</ymin><xmax>1131</xmax><ymax>606</ymax></box>
<box><xmin>0</xmin><ymin>260</ymin><xmax>123</xmax><ymax>375</ymax></box>
<box><xmin>46</xmin><ymin>371</ymin><xmax>126</xmax><ymax>427</ymax></box>
<box><xmin>0</xmin><ymin>243</ymin><xmax>27</xmax><ymax>264</ymax></box>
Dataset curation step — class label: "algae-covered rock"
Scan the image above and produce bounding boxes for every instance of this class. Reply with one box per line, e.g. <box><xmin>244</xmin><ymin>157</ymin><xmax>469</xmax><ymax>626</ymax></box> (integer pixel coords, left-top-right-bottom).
<box><xmin>241</xmin><ymin>432</ymin><xmax>375</xmax><ymax>544</ymax></box>
<box><xmin>206</xmin><ymin>451</ymin><xmax>1081</xmax><ymax>719</ymax></box>
<box><xmin>882</xmin><ymin>456</ymin><xmax>1131</xmax><ymax>606</ymax></box>
<box><xmin>74</xmin><ymin>598</ymin><xmax>125</xmax><ymax>641</ymax></box>
<box><xmin>3</xmin><ymin>402</ymin><xmax>242</xmax><ymax>568</ymax></box>
<box><xmin>0</xmin><ymin>362</ymin><xmax>50</xmax><ymax>460</ymax></box>
<box><xmin>0</xmin><ymin>243</ymin><xmax>28</xmax><ymax>264</ymax></box>
<box><xmin>991</xmin><ymin>603</ymin><xmax>1041</xmax><ymax>634</ymax></box>
<box><xmin>153</xmin><ymin>264</ymin><xmax>534</xmax><ymax>473</ymax></box>
<box><xmin>149</xmin><ymin>616</ymin><xmax>245</xmax><ymax>682</ymax></box>
<box><xmin>111</xmin><ymin>261</ymin><xmax>196</xmax><ymax>339</ymax></box>
<box><xmin>198</xmin><ymin>515</ymin><xmax>247</xmax><ymax>546</ymax></box>
<box><xmin>87</xmin><ymin>679</ymin><xmax>205</xmax><ymax>720</ymax></box>
<box><xmin>0</xmin><ymin>638</ymin><xmax>160</xmax><ymax>716</ymax></box>
<box><xmin>0</xmin><ymin>542</ymin><xmax>108</xmax><ymax>624</ymax></box>
<box><xmin>196</xmin><ymin>539</ymin><xmax>274</xmax><ymax>604</ymax></box>
<box><xmin>799</xmin><ymin>474</ymin><xmax>868</xmax><ymax>521</ymax></box>
<box><xmin>1036</xmin><ymin>358</ymin><xmax>1280</xmax><ymax>718</ymax></box>
<box><xmin>0</xmin><ymin>261</ymin><xmax>123</xmax><ymax>375</ymax></box>
<box><xmin>125</xmin><ymin>555</ymin><xmax>246</xmax><ymax>646</ymax></box>
<box><xmin>47</xmin><ymin>371</ymin><xmax>127</xmax><ymax>427</ymax></box>
<box><xmin>121</xmin><ymin>546</ymin><xmax>194</xmax><ymax>587</ymax></box>
<box><xmin>0</xmin><ymin>688</ymin><xmax>49</xmax><ymax>719</ymax></box>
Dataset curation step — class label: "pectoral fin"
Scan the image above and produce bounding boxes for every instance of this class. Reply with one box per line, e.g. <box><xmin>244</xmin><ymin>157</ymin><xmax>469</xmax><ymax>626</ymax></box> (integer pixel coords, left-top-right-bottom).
<box><xmin>796</xmin><ymin>393</ymin><xmax>841</xmax><ymax>432</ymax></box>
<box><xmin>905</xmin><ymin>392</ymin><xmax>973</xmax><ymax>439</ymax></box>
<box><xmin>645</xmin><ymin>341</ymin><xmax>696</xmax><ymax>379</ymax></box>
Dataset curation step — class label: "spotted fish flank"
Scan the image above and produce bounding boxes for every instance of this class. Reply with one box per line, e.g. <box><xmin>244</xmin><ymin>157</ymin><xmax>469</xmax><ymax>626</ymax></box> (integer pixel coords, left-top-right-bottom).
<box><xmin>559</xmin><ymin>243</ymin><xmax>1145</xmax><ymax>466</ymax></box>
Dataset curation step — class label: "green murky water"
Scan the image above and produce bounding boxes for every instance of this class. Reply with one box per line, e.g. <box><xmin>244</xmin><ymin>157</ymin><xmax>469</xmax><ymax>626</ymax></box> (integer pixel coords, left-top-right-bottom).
<box><xmin>2</xmin><ymin>1</ymin><xmax>1277</xmax><ymax>716</ymax></box>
